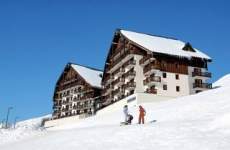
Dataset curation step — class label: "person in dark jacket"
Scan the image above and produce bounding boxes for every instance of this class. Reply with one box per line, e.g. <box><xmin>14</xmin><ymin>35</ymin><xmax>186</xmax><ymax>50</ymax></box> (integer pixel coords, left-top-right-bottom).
<box><xmin>127</xmin><ymin>114</ymin><xmax>133</xmax><ymax>124</ymax></box>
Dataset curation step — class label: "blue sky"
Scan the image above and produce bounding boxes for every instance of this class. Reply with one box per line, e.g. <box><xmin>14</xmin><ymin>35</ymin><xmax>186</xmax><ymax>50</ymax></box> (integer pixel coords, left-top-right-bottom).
<box><xmin>0</xmin><ymin>0</ymin><xmax>229</xmax><ymax>122</ymax></box>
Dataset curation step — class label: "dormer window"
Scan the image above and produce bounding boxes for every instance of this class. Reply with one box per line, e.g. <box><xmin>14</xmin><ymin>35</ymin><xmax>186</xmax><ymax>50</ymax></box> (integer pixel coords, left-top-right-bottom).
<box><xmin>182</xmin><ymin>42</ymin><xmax>196</xmax><ymax>52</ymax></box>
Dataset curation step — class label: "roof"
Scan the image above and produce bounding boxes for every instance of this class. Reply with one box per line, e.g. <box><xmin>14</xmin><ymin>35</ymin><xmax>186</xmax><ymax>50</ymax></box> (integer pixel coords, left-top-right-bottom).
<box><xmin>70</xmin><ymin>63</ymin><xmax>103</xmax><ymax>88</ymax></box>
<box><xmin>120</xmin><ymin>30</ymin><xmax>211</xmax><ymax>60</ymax></box>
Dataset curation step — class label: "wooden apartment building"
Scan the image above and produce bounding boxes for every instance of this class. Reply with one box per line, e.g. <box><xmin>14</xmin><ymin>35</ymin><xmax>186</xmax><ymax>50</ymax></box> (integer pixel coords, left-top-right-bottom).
<box><xmin>52</xmin><ymin>63</ymin><xmax>103</xmax><ymax>119</ymax></box>
<box><xmin>101</xmin><ymin>29</ymin><xmax>212</xmax><ymax>105</ymax></box>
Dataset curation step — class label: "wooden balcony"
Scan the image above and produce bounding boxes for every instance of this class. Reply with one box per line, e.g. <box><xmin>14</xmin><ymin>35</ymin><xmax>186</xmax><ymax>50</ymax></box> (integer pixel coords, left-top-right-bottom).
<box><xmin>103</xmin><ymin>94</ymin><xmax>113</xmax><ymax>103</ymax></box>
<box><xmin>124</xmin><ymin>70</ymin><xmax>136</xmax><ymax>79</ymax></box>
<box><xmin>139</xmin><ymin>55</ymin><xmax>155</xmax><ymax>66</ymax></box>
<box><xmin>117</xmin><ymin>90</ymin><xmax>125</xmax><ymax>97</ymax></box>
<box><xmin>62</xmin><ymin>101</ymin><xmax>71</xmax><ymax>105</ymax></box>
<box><xmin>102</xmin><ymin>84</ymin><xmax>113</xmax><ymax>95</ymax></box>
<box><xmin>103</xmin><ymin>75</ymin><xmax>114</xmax><ymax>84</ymax></box>
<box><xmin>124</xmin><ymin>59</ymin><xmax>136</xmax><ymax>69</ymax></box>
<box><xmin>112</xmin><ymin>88</ymin><xmax>119</xmax><ymax>96</ymax></box>
<box><xmin>112</xmin><ymin>77</ymin><xmax>125</xmax><ymax>87</ymax></box>
<box><xmin>53</xmin><ymin>94</ymin><xmax>60</xmax><ymax>99</ymax></box>
<box><xmin>143</xmin><ymin>64</ymin><xmax>159</xmax><ymax>76</ymax></box>
<box><xmin>193</xmin><ymin>83</ymin><xmax>212</xmax><ymax>89</ymax></box>
<box><xmin>105</xmin><ymin>84</ymin><xmax>112</xmax><ymax>90</ymax></box>
<box><xmin>146</xmin><ymin>88</ymin><xmax>157</xmax><ymax>94</ymax></box>
<box><xmin>124</xmin><ymin>82</ymin><xmax>136</xmax><ymax>90</ymax></box>
<box><xmin>61</xmin><ymin>108</ymin><xmax>71</xmax><ymax>112</ymax></box>
<box><xmin>113</xmin><ymin>67</ymin><xmax>125</xmax><ymax>77</ymax></box>
<box><xmin>192</xmin><ymin>71</ymin><xmax>211</xmax><ymax>78</ymax></box>
<box><xmin>112</xmin><ymin>88</ymin><xmax>125</xmax><ymax>97</ymax></box>
<box><xmin>80</xmin><ymin>93</ymin><xmax>94</xmax><ymax>100</ymax></box>
<box><xmin>143</xmin><ymin>76</ymin><xmax>161</xmax><ymax>86</ymax></box>
<box><xmin>117</xmin><ymin>94</ymin><xmax>126</xmax><ymax>100</ymax></box>
<box><xmin>53</xmin><ymin>110</ymin><xmax>61</xmax><ymax>114</ymax></box>
<box><xmin>73</xmin><ymin>97</ymin><xmax>80</xmax><ymax>102</ymax></box>
<box><xmin>107</xmin><ymin>50</ymin><xmax>136</xmax><ymax>73</ymax></box>
<box><xmin>53</xmin><ymin>105</ymin><xmax>61</xmax><ymax>110</ymax></box>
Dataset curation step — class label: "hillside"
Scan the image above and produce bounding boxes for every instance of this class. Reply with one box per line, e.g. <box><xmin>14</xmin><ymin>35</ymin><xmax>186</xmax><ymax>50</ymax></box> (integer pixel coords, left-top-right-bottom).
<box><xmin>0</xmin><ymin>75</ymin><xmax>230</xmax><ymax>150</ymax></box>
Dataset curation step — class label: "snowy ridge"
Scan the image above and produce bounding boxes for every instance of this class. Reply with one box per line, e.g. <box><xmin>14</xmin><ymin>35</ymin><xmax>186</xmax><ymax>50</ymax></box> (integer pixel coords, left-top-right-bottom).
<box><xmin>71</xmin><ymin>64</ymin><xmax>102</xmax><ymax>88</ymax></box>
<box><xmin>1</xmin><ymin>75</ymin><xmax>230</xmax><ymax>150</ymax></box>
<box><xmin>120</xmin><ymin>30</ymin><xmax>211</xmax><ymax>60</ymax></box>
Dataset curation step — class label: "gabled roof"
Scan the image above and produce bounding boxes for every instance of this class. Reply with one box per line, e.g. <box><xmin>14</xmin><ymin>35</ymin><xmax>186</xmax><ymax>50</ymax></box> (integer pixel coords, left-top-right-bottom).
<box><xmin>120</xmin><ymin>29</ymin><xmax>211</xmax><ymax>60</ymax></box>
<box><xmin>70</xmin><ymin>63</ymin><xmax>103</xmax><ymax>88</ymax></box>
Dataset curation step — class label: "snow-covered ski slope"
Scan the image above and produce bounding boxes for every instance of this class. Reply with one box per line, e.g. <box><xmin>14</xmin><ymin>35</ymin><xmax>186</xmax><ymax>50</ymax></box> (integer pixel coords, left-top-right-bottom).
<box><xmin>1</xmin><ymin>75</ymin><xmax>230</xmax><ymax>150</ymax></box>
<box><xmin>0</xmin><ymin>115</ymin><xmax>50</xmax><ymax>145</ymax></box>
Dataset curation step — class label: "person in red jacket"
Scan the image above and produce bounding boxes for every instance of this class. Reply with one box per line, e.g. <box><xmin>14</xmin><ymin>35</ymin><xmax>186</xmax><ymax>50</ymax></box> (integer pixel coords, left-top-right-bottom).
<box><xmin>138</xmin><ymin>105</ymin><xmax>146</xmax><ymax>124</ymax></box>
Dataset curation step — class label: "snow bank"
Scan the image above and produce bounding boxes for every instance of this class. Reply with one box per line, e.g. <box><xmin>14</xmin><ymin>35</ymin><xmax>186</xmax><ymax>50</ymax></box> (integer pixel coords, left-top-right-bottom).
<box><xmin>0</xmin><ymin>115</ymin><xmax>50</xmax><ymax>145</ymax></box>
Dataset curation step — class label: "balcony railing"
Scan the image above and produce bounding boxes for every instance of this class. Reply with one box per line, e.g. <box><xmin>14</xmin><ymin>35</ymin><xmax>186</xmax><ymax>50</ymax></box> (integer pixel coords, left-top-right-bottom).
<box><xmin>143</xmin><ymin>76</ymin><xmax>161</xmax><ymax>85</ymax></box>
<box><xmin>112</xmin><ymin>77</ymin><xmax>125</xmax><ymax>86</ymax></box>
<box><xmin>53</xmin><ymin>110</ymin><xmax>61</xmax><ymax>114</ymax></box>
<box><xmin>73</xmin><ymin>97</ymin><xmax>80</xmax><ymax>102</ymax></box>
<box><xmin>124</xmin><ymin>82</ymin><xmax>136</xmax><ymax>89</ymax></box>
<box><xmin>53</xmin><ymin>105</ymin><xmax>61</xmax><ymax>109</ymax></box>
<box><xmin>112</xmin><ymin>88</ymin><xmax>125</xmax><ymax>96</ymax></box>
<box><xmin>139</xmin><ymin>55</ymin><xmax>155</xmax><ymax>66</ymax></box>
<box><xmin>192</xmin><ymin>71</ymin><xmax>211</xmax><ymax>78</ymax></box>
<box><xmin>113</xmin><ymin>68</ymin><xmax>125</xmax><ymax>76</ymax></box>
<box><xmin>80</xmin><ymin>96</ymin><xmax>94</xmax><ymax>101</ymax></box>
<box><xmin>143</xmin><ymin>65</ymin><xmax>159</xmax><ymax>75</ymax></box>
<box><xmin>193</xmin><ymin>83</ymin><xmax>212</xmax><ymax>89</ymax></box>
<box><xmin>105</xmin><ymin>84</ymin><xmax>112</xmax><ymax>89</ymax></box>
<box><xmin>124</xmin><ymin>70</ymin><xmax>136</xmax><ymax>78</ymax></box>
<box><xmin>103</xmin><ymin>75</ymin><xmax>114</xmax><ymax>83</ymax></box>
<box><xmin>146</xmin><ymin>88</ymin><xmax>157</xmax><ymax>94</ymax></box>
<box><xmin>107</xmin><ymin>50</ymin><xmax>136</xmax><ymax>72</ymax></box>
<box><xmin>124</xmin><ymin>59</ymin><xmax>136</xmax><ymax>69</ymax></box>
<box><xmin>103</xmin><ymin>94</ymin><xmax>113</xmax><ymax>102</ymax></box>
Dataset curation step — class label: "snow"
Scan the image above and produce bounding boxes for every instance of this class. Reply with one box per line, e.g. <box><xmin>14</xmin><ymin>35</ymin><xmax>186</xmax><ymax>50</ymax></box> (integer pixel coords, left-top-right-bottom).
<box><xmin>120</xmin><ymin>30</ymin><xmax>211</xmax><ymax>60</ymax></box>
<box><xmin>0</xmin><ymin>115</ymin><xmax>50</xmax><ymax>145</ymax></box>
<box><xmin>213</xmin><ymin>74</ymin><xmax>230</xmax><ymax>87</ymax></box>
<box><xmin>71</xmin><ymin>64</ymin><xmax>103</xmax><ymax>88</ymax></box>
<box><xmin>1</xmin><ymin>74</ymin><xmax>230</xmax><ymax>150</ymax></box>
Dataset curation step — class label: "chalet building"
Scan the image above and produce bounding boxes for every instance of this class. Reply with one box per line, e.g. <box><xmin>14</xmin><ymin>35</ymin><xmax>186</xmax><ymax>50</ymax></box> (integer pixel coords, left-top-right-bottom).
<box><xmin>52</xmin><ymin>63</ymin><xmax>103</xmax><ymax>119</ymax></box>
<box><xmin>101</xmin><ymin>29</ymin><xmax>212</xmax><ymax>105</ymax></box>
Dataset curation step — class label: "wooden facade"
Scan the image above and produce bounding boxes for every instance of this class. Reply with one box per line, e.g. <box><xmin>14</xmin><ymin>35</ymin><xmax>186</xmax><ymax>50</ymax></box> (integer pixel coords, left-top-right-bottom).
<box><xmin>52</xmin><ymin>63</ymin><xmax>102</xmax><ymax>119</ymax></box>
<box><xmin>101</xmin><ymin>29</ymin><xmax>212</xmax><ymax>106</ymax></box>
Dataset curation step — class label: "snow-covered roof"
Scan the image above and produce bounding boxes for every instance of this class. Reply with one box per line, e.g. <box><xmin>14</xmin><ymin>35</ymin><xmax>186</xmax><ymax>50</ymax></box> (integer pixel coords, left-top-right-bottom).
<box><xmin>120</xmin><ymin>30</ymin><xmax>211</xmax><ymax>60</ymax></box>
<box><xmin>71</xmin><ymin>64</ymin><xmax>103</xmax><ymax>88</ymax></box>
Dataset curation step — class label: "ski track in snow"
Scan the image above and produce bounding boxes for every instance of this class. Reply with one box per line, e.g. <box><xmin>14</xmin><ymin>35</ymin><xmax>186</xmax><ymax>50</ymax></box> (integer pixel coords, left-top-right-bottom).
<box><xmin>0</xmin><ymin>75</ymin><xmax>230</xmax><ymax>150</ymax></box>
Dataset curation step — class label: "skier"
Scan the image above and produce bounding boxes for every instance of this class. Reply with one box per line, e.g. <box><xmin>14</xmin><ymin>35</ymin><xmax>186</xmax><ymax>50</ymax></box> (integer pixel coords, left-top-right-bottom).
<box><xmin>138</xmin><ymin>105</ymin><xmax>146</xmax><ymax>124</ymax></box>
<box><xmin>123</xmin><ymin>105</ymin><xmax>128</xmax><ymax>122</ymax></box>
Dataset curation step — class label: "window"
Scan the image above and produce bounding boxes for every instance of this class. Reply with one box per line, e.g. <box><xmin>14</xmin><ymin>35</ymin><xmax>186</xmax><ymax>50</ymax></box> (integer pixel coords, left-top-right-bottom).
<box><xmin>163</xmin><ymin>72</ymin><xmax>167</xmax><ymax>78</ymax></box>
<box><xmin>176</xmin><ymin>74</ymin><xmax>179</xmax><ymax>80</ymax></box>
<box><xmin>176</xmin><ymin>86</ymin><xmax>180</xmax><ymax>92</ymax></box>
<box><xmin>163</xmin><ymin>84</ymin><xmax>167</xmax><ymax>90</ymax></box>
